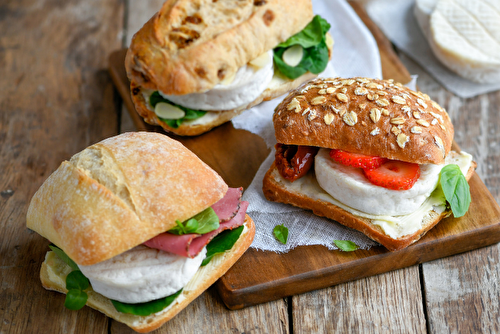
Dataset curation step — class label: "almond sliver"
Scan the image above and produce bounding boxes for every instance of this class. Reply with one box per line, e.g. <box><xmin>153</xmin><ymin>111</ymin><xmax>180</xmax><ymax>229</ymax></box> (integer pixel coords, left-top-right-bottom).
<box><xmin>154</xmin><ymin>102</ymin><xmax>185</xmax><ymax>119</ymax></box>
<box><xmin>282</xmin><ymin>45</ymin><xmax>303</xmax><ymax>67</ymax></box>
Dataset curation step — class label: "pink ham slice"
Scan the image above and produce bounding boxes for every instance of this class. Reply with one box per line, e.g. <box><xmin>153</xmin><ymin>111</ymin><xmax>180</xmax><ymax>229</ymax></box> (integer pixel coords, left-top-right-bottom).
<box><xmin>144</xmin><ymin>188</ymin><xmax>247</xmax><ymax>258</ymax></box>
<box><xmin>211</xmin><ymin>187</ymin><xmax>242</xmax><ymax>222</ymax></box>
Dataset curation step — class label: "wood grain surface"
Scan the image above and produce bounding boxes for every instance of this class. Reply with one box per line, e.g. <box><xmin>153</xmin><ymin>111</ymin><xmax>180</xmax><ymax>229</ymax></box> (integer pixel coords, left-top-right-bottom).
<box><xmin>1</xmin><ymin>1</ymin><xmax>499</xmax><ymax>334</ymax></box>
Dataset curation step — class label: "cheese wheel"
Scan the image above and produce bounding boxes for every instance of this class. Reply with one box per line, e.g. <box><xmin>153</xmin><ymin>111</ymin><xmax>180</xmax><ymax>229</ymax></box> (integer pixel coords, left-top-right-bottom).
<box><xmin>415</xmin><ymin>0</ymin><xmax>500</xmax><ymax>83</ymax></box>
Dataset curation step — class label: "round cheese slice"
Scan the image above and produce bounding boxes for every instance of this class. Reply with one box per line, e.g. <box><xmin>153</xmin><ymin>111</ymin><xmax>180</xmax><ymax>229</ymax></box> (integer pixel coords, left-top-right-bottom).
<box><xmin>79</xmin><ymin>245</ymin><xmax>206</xmax><ymax>304</ymax></box>
<box><xmin>159</xmin><ymin>50</ymin><xmax>274</xmax><ymax>111</ymax></box>
<box><xmin>314</xmin><ymin>149</ymin><xmax>443</xmax><ymax>216</ymax></box>
<box><xmin>416</xmin><ymin>0</ymin><xmax>500</xmax><ymax>83</ymax></box>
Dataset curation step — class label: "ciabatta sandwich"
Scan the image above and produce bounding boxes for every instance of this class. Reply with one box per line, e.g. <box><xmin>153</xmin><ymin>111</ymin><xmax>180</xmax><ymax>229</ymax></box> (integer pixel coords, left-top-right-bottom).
<box><xmin>27</xmin><ymin>132</ymin><xmax>255</xmax><ymax>333</ymax></box>
<box><xmin>125</xmin><ymin>0</ymin><xmax>334</xmax><ymax>136</ymax></box>
<box><xmin>263</xmin><ymin>77</ymin><xmax>476</xmax><ymax>251</ymax></box>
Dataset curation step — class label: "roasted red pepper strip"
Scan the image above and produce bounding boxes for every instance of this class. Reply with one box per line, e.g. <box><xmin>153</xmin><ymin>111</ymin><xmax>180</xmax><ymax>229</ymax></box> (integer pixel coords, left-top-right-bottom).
<box><xmin>275</xmin><ymin>144</ymin><xmax>319</xmax><ymax>182</ymax></box>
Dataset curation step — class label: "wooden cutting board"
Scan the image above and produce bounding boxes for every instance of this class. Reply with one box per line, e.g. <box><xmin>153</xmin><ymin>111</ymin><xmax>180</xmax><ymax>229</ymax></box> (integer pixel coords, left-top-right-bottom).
<box><xmin>109</xmin><ymin>3</ymin><xmax>500</xmax><ymax>310</ymax></box>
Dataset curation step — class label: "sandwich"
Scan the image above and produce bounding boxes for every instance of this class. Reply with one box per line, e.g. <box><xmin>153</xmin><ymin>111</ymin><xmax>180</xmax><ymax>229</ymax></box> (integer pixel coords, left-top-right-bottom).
<box><xmin>125</xmin><ymin>0</ymin><xmax>334</xmax><ymax>136</ymax></box>
<box><xmin>26</xmin><ymin>132</ymin><xmax>255</xmax><ymax>332</ymax></box>
<box><xmin>263</xmin><ymin>77</ymin><xmax>476</xmax><ymax>251</ymax></box>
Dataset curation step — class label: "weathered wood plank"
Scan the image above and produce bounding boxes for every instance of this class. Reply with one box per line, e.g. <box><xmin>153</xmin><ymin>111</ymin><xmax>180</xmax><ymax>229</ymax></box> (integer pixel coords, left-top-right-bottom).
<box><xmin>400</xmin><ymin>54</ymin><xmax>500</xmax><ymax>333</ymax></box>
<box><xmin>292</xmin><ymin>266</ymin><xmax>427</xmax><ymax>333</ymax></box>
<box><xmin>0</xmin><ymin>0</ymin><xmax>123</xmax><ymax>333</ymax></box>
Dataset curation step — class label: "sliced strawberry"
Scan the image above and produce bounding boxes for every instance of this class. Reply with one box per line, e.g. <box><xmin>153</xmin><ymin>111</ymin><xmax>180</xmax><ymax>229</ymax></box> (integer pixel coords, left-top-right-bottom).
<box><xmin>363</xmin><ymin>161</ymin><xmax>420</xmax><ymax>190</ymax></box>
<box><xmin>330</xmin><ymin>149</ymin><xmax>386</xmax><ymax>170</ymax></box>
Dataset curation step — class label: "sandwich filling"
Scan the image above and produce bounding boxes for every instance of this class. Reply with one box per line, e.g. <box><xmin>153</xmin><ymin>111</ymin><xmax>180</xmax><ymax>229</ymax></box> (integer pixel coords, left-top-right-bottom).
<box><xmin>274</xmin><ymin>146</ymin><xmax>473</xmax><ymax>239</ymax></box>
<box><xmin>159</xmin><ymin>50</ymin><xmax>274</xmax><ymax>111</ymax></box>
<box><xmin>51</xmin><ymin>188</ymin><xmax>249</xmax><ymax>315</ymax></box>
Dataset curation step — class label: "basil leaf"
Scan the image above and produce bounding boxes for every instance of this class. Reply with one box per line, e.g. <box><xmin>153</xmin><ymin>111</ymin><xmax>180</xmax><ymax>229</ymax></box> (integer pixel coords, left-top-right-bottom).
<box><xmin>273</xmin><ymin>224</ymin><xmax>289</xmax><ymax>244</ymax></box>
<box><xmin>440</xmin><ymin>164</ymin><xmax>471</xmax><ymax>217</ymax></box>
<box><xmin>277</xmin><ymin>15</ymin><xmax>331</xmax><ymax>48</ymax></box>
<box><xmin>149</xmin><ymin>92</ymin><xmax>206</xmax><ymax>128</ymax></box>
<box><xmin>333</xmin><ymin>240</ymin><xmax>359</xmax><ymax>252</ymax></box>
<box><xmin>169</xmin><ymin>207</ymin><xmax>219</xmax><ymax>235</ymax></box>
<box><xmin>66</xmin><ymin>270</ymin><xmax>90</xmax><ymax>291</ymax></box>
<box><xmin>191</xmin><ymin>207</ymin><xmax>219</xmax><ymax>235</ymax></box>
<box><xmin>184</xmin><ymin>218</ymin><xmax>199</xmax><ymax>233</ymax></box>
<box><xmin>49</xmin><ymin>244</ymin><xmax>79</xmax><ymax>271</ymax></box>
<box><xmin>112</xmin><ymin>289</ymin><xmax>183</xmax><ymax>316</ymax></box>
<box><xmin>65</xmin><ymin>289</ymin><xmax>88</xmax><ymax>311</ymax></box>
<box><xmin>201</xmin><ymin>226</ymin><xmax>244</xmax><ymax>266</ymax></box>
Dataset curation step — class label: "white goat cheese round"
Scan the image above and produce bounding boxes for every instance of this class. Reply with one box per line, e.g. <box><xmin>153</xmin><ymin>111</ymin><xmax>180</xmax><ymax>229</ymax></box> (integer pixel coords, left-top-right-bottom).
<box><xmin>78</xmin><ymin>245</ymin><xmax>206</xmax><ymax>304</ymax></box>
<box><xmin>314</xmin><ymin>148</ymin><xmax>443</xmax><ymax>216</ymax></box>
<box><xmin>160</xmin><ymin>50</ymin><xmax>274</xmax><ymax>110</ymax></box>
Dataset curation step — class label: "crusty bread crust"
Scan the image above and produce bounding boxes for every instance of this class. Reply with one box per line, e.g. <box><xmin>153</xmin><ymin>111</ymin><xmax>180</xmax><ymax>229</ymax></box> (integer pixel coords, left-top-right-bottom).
<box><xmin>27</xmin><ymin>132</ymin><xmax>228</xmax><ymax>265</ymax></box>
<box><xmin>130</xmin><ymin>71</ymin><xmax>318</xmax><ymax>136</ymax></box>
<box><xmin>262</xmin><ymin>161</ymin><xmax>476</xmax><ymax>251</ymax></box>
<box><xmin>125</xmin><ymin>0</ymin><xmax>313</xmax><ymax>95</ymax></box>
<box><xmin>40</xmin><ymin>215</ymin><xmax>255</xmax><ymax>333</ymax></box>
<box><xmin>273</xmin><ymin>77</ymin><xmax>454</xmax><ymax>165</ymax></box>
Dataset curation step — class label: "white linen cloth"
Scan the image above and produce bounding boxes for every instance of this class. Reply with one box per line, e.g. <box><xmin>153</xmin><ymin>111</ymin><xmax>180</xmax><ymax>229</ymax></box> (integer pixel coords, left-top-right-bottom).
<box><xmin>365</xmin><ymin>0</ymin><xmax>500</xmax><ymax>98</ymax></box>
<box><xmin>232</xmin><ymin>0</ymin><xmax>382</xmax><ymax>253</ymax></box>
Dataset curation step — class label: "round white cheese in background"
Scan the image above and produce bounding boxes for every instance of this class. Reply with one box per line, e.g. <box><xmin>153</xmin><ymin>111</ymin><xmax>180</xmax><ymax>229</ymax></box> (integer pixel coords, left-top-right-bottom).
<box><xmin>160</xmin><ymin>50</ymin><xmax>274</xmax><ymax>111</ymax></box>
<box><xmin>314</xmin><ymin>148</ymin><xmax>444</xmax><ymax>216</ymax></box>
<box><xmin>415</xmin><ymin>0</ymin><xmax>500</xmax><ymax>83</ymax></box>
<box><xmin>79</xmin><ymin>245</ymin><xmax>206</xmax><ymax>304</ymax></box>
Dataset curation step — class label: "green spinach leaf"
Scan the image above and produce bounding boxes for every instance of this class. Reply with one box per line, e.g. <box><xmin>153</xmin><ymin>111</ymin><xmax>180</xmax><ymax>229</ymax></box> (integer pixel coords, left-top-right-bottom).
<box><xmin>201</xmin><ymin>226</ymin><xmax>244</xmax><ymax>266</ymax></box>
<box><xmin>65</xmin><ymin>289</ymin><xmax>88</xmax><ymax>311</ymax></box>
<box><xmin>66</xmin><ymin>270</ymin><xmax>89</xmax><ymax>291</ymax></box>
<box><xmin>277</xmin><ymin>15</ymin><xmax>331</xmax><ymax>48</ymax></box>
<box><xmin>49</xmin><ymin>244</ymin><xmax>79</xmax><ymax>271</ymax></box>
<box><xmin>112</xmin><ymin>290</ymin><xmax>183</xmax><ymax>316</ymax></box>
<box><xmin>333</xmin><ymin>240</ymin><xmax>359</xmax><ymax>252</ymax></box>
<box><xmin>149</xmin><ymin>92</ymin><xmax>206</xmax><ymax>128</ymax></box>
<box><xmin>169</xmin><ymin>207</ymin><xmax>219</xmax><ymax>235</ymax></box>
<box><xmin>273</xmin><ymin>15</ymin><xmax>330</xmax><ymax>79</ymax></box>
<box><xmin>273</xmin><ymin>224</ymin><xmax>289</xmax><ymax>244</ymax></box>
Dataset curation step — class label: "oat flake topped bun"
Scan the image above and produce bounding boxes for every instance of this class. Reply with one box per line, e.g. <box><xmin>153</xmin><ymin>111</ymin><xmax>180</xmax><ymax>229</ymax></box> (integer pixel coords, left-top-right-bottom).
<box><xmin>273</xmin><ymin>77</ymin><xmax>454</xmax><ymax>165</ymax></box>
<box><xmin>26</xmin><ymin>132</ymin><xmax>228</xmax><ymax>266</ymax></box>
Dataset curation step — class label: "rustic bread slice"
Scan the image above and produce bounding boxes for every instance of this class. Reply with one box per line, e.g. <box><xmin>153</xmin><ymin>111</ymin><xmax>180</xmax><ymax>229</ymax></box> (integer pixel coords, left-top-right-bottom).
<box><xmin>273</xmin><ymin>77</ymin><xmax>454</xmax><ymax>165</ymax></box>
<box><xmin>40</xmin><ymin>215</ymin><xmax>255</xmax><ymax>333</ymax></box>
<box><xmin>262</xmin><ymin>161</ymin><xmax>476</xmax><ymax>251</ymax></box>
<box><xmin>125</xmin><ymin>0</ymin><xmax>314</xmax><ymax>95</ymax></box>
<box><xmin>27</xmin><ymin>132</ymin><xmax>227</xmax><ymax>266</ymax></box>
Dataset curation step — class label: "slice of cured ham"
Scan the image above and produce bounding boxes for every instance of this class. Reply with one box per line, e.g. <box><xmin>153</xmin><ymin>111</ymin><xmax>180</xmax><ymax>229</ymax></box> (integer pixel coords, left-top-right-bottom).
<box><xmin>144</xmin><ymin>188</ymin><xmax>247</xmax><ymax>258</ymax></box>
<box><xmin>211</xmin><ymin>187</ymin><xmax>242</xmax><ymax>221</ymax></box>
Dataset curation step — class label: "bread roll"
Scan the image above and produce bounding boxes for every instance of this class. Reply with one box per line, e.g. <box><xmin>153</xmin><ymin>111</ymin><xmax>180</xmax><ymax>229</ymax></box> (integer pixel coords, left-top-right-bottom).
<box><xmin>26</xmin><ymin>132</ymin><xmax>228</xmax><ymax>265</ymax></box>
<box><xmin>273</xmin><ymin>77</ymin><xmax>453</xmax><ymax>165</ymax></box>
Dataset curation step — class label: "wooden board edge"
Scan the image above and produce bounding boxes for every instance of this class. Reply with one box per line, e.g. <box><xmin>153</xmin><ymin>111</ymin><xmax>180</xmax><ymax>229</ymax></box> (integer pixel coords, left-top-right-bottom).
<box><xmin>217</xmin><ymin>218</ymin><xmax>500</xmax><ymax>309</ymax></box>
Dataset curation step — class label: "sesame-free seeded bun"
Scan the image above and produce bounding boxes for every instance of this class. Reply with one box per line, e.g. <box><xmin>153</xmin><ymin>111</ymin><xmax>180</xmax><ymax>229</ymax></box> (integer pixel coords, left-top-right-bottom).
<box><xmin>273</xmin><ymin>77</ymin><xmax>454</xmax><ymax>165</ymax></box>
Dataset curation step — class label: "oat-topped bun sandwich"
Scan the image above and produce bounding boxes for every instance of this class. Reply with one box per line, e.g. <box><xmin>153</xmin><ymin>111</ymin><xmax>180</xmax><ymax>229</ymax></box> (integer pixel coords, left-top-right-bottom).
<box><xmin>27</xmin><ymin>132</ymin><xmax>255</xmax><ymax>333</ymax></box>
<box><xmin>263</xmin><ymin>77</ymin><xmax>476</xmax><ymax>251</ymax></box>
<box><xmin>125</xmin><ymin>0</ymin><xmax>333</xmax><ymax>136</ymax></box>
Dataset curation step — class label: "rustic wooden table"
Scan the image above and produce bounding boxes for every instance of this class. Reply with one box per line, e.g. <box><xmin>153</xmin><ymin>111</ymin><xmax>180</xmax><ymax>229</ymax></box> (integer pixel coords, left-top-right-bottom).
<box><xmin>1</xmin><ymin>1</ymin><xmax>499</xmax><ymax>333</ymax></box>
